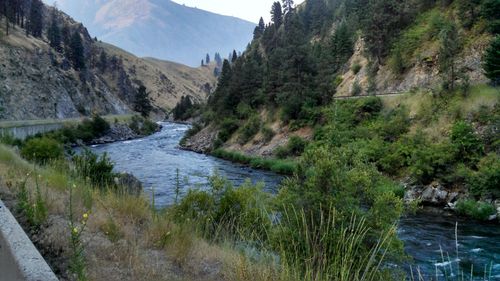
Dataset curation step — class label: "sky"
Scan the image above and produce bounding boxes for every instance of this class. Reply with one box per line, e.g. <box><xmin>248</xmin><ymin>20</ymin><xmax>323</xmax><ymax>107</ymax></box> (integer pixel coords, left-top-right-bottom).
<box><xmin>171</xmin><ymin>0</ymin><xmax>305</xmax><ymax>23</ymax></box>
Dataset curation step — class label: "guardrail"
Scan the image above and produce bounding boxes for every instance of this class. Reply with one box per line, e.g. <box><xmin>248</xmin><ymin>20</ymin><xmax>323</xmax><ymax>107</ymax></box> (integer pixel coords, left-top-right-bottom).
<box><xmin>0</xmin><ymin>199</ymin><xmax>58</xmax><ymax>281</ymax></box>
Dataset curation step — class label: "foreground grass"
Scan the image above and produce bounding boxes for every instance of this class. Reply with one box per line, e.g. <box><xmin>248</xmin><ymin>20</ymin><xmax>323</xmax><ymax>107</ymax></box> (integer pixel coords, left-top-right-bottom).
<box><xmin>0</xmin><ymin>144</ymin><xmax>274</xmax><ymax>281</ymax></box>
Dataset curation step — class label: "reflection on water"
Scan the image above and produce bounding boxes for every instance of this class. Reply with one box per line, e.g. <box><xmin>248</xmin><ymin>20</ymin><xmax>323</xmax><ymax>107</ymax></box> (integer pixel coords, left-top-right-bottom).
<box><xmin>91</xmin><ymin>122</ymin><xmax>500</xmax><ymax>280</ymax></box>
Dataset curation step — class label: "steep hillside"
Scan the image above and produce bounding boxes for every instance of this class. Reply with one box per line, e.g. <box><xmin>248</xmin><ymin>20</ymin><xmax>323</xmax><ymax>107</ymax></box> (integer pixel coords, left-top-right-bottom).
<box><xmin>47</xmin><ymin>0</ymin><xmax>256</xmax><ymax>66</ymax></box>
<box><xmin>184</xmin><ymin>0</ymin><xmax>500</xmax><ymax>217</ymax></box>
<box><xmin>0</xmin><ymin>1</ymin><xmax>216</xmax><ymax>120</ymax></box>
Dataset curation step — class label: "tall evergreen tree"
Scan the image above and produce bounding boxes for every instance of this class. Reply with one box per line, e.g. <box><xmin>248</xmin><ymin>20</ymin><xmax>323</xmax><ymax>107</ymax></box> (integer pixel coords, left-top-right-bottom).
<box><xmin>69</xmin><ymin>31</ymin><xmax>85</xmax><ymax>70</ymax></box>
<box><xmin>439</xmin><ymin>22</ymin><xmax>461</xmax><ymax>91</ymax></box>
<box><xmin>282</xmin><ymin>0</ymin><xmax>294</xmax><ymax>15</ymax></box>
<box><xmin>135</xmin><ymin>85</ymin><xmax>153</xmax><ymax>117</ymax></box>
<box><xmin>231</xmin><ymin>50</ymin><xmax>238</xmax><ymax>63</ymax></box>
<box><xmin>483</xmin><ymin>36</ymin><xmax>500</xmax><ymax>85</ymax></box>
<box><xmin>47</xmin><ymin>8</ymin><xmax>62</xmax><ymax>52</ymax></box>
<box><xmin>28</xmin><ymin>0</ymin><xmax>43</xmax><ymax>37</ymax></box>
<box><xmin>271</xmin><ymin>2</ymin><xmax>283</xmax><ymax>28</ymax></box>
<box><xmin>206</xmin><ymin>53</ymin><xmax>210</xmax><ymax>64</ymax></box>
<box><xmin>482</xmin><ymin>0</ymin><xmax>500</xmax><ymax>34</ymax></box>
<box><xmin>98</xmin><ymin>51</ymin><xmax>107</xmax><ymax>72</ymax></box>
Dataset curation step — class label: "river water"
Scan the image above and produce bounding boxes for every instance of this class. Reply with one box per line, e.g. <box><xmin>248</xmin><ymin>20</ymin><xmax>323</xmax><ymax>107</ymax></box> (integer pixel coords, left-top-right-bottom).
<box><xmin>91</xmin><ymin>122</ymin><xmax>500</xmax><ymax>280</ymax></box>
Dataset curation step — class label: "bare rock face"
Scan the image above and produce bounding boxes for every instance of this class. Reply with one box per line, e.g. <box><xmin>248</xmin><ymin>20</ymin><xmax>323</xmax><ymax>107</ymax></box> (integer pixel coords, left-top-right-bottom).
<box><xmin>114</xmin><ymin>173</ymin><xmax>143</xmax><ymax>196</ymax></box>
<box><xmin>404</xmin><ymin>181</ymin><xmax>463</xmax><ymax>206</ymax></box>
<box><xmin>180</xmin><ymin>125</ymin><xmax>218</xmax><ymax>153</ymax></box>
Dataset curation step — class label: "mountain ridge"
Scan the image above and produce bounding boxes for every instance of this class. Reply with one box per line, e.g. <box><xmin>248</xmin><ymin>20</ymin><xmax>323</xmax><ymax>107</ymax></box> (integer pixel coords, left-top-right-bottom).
<box><xmin>48</xmin><ymin>0</ymin><xmax>256</xmax><ymax>66</ymax></box>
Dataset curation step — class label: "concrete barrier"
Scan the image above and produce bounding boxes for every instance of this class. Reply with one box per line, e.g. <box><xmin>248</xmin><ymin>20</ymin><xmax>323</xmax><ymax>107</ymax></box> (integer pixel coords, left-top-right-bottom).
<box><xmin>0</xmin><ymin>199</ymin><xmax>58</xmax><ymax>281</ymax></box>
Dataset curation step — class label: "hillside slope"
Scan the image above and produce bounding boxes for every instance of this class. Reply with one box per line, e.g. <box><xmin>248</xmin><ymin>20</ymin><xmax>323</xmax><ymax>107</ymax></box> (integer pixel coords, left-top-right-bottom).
<box><xmin>48</xmin><ymin>0</ymin><xmax>256</xmax><ymax>66</ymax></box>
<box><xmin>0</xmin><ymin>2</ymin><xmax>216</xmax><ymax>121</ymax></box>
<box><xmin>184</xmin><ymin>0</ymin><xmax>500</xmax><ymax>217</ymax></box>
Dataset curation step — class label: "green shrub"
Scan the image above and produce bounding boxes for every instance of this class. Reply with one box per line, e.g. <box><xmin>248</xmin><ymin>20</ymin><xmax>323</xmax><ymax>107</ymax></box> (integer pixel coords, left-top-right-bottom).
<box><xmin>73</xmin><ymin>149</ymin><xmax>115</xmax><ymax>187</ymax></box>
<box><xmin>409</xmin><ymin>142</ymin><xmax>457</xmax><ymax>184</ymax></box>
<box><xmin>261</xmin><ymin>126</ymin><xmax>275</xmax><ymax>143</ymax></box>
<box><xmin>455</xmin><ymin>200</ymin><xmax>496</xmax><ymax>221</ymax></box>
<box><xmin>129</xmin><ymin>115</ymin><xmax>159</xmax><ymax>136</ymax></box>
<box><xmin>238</xmin><ymin>116</ymin><xmax>261</xmax><ymax>144</ymax></box>
<box><xmin>275</xmin><ymin>136</ymin><xmax>307</xmax><ymax>159</ymax></box>
<box><xmin>216</xmin><ymin>118</ymin><xmax>239</xmax><ymax>143</ymax></box>
<box><xmin>351</xmin><ymin>80</ymin><xmax>362</xmax><ymax>96</ymax></box>
<box><xmin>467</xmin><ymin>153</ymin><xmax>500</xmax><ymax>198</ymax></box>
<box><xmin>21</xmin><ymin>137</ymin><xmax>64</xmax><ymax>164</ymax></box>
<box><xmin>351</xmin><ymin>62</ymin><xmax>362</xmax><ymax>74</ymax></box>
<box><xmin>450</xmin><ymin>121</ymin><xmax>483</xmax><ymax>162</ymax></box>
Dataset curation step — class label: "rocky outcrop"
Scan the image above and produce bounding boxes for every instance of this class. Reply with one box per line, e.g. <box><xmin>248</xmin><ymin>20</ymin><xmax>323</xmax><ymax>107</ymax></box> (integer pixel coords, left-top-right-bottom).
<box><xmin>114</xmin><ymin>173</ymin><xmax>143</xmax><ymax>196</ymax></box>
<box><xmin>404</xmin><ymin>181</ymin><xmax>464</xmax><ymax>206</ymax></box>
<box><xmin>180</xmin><ymin>125</ymin><xmax>218</xmax><ymax>153</ymax></box>
<box><xmin>91</xmin><ymin>122</ymin><xmax>161</xmax><ymax>145</ymax></box>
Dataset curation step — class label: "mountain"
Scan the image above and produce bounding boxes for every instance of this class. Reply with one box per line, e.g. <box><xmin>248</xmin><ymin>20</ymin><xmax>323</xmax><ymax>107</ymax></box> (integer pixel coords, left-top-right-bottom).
<box><xmin>0</xmin><ymin>0</ymin><xmax>216</xmax><ymax>121</ymax></box>
<box><xmin>49</xmin><ymin>0</ymin><xmax>256</xmax><ymax>66</ymax></box>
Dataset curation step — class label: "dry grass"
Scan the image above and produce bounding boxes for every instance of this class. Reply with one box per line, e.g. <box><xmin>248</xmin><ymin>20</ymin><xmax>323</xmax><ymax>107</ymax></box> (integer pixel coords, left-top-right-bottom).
<box><xmin>0</xmin><ymin>144</ymin><xmax>276</xmax><ymax>281</ymax></box>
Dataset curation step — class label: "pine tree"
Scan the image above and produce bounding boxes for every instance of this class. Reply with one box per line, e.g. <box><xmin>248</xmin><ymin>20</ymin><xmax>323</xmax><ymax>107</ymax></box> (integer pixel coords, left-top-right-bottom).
<box><xmin>206</xmin><ymin>53</ymin><xmax>210</xmax><ymax>64</ymax></box>
<box><xmin>483</xmin><ymin>36</ymin><xmax>500</xmax><ymax>85</ymax></box>
<box><xmin>282</xmin><ymin>0</ymin><xmax>294</xmax><ymax>15</ymax></box>
<box><xmin>271</xmin><ymin>2</ymin><xmax>283</xmax><ymax>28</ymax></box>
<box><xmin>231</xmin><ymin>50</ymin><xmax>238</xmax><ymax>63</ymax></box>
<box><xmin>28</xmin><ymin>0</ymin><xmax>43</xmax><ymax>37</ymax></box>
<box><xmin>253</xmin><ymin>17</ymin><xmax>266</xmax><ymax>39</ymax></box>
<box><xmin>482</xmin><ymin>0</ymin><xmax>500</xmax><ymax>34</ymax></box>
<box><xmin>201</xmin><ymin>59</ymin><xmax>204</xmax><ymax>67</ymax></box>
<box><xmin>69</xmin><ymin>31</ymin><xmax>85</xmax><ymax>70</ymax></box>
<box><xmin>439</xmin><ymin>22</ymin><xmax>461</xmax><ymax>91</ymax></box>
<box><xmin>47</xmin><ymin>8</ymin><xmax>62</xmax><ymax>52</ymax></box>
<box><xmin>457</xmin><ymin>0</ymin><xmax>481</xmax><ymax>29</ymax></box>
<box><xmin>135</xmin><ymin>85</ymin><xmax>153</xmax><ymax>117</ymax></box>
<box><xmin>98</xmin><ymin>51</ymin><xmax>107</xmax><ymax>72</ymax></box>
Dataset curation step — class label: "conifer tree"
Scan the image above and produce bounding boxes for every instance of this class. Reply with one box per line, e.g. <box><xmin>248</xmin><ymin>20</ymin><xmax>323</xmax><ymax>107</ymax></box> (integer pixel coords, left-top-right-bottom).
<box><xmin>28</xmin><ymin>0</ymin><xmax>43</xmax><ymax>37</ymax></box>
<box><xmin>69</xmin><ymin>31</ymin><xmax>85</xmax><ymax>70</ymax></box>
<box><xmin>271</xmin><ymin>2</ymin><xmax>283</xmax><ymax>27</ymax></box>
<box><xmin>47</xmin><ymin>9</ymin><xmax>62</xmax><ymax>52</ymax></box>
<box><xmin>282</xmin><ymin>0</ymin><xmax>294</xmax><ymax>15</ymax></box>
<box><xmin>135</xmin><ymin>85</ymin><xmax>153</xmax><ymax>117</ymax></box>
<box><xmin>483</xmin><ymin>36</ymin><xmax>500</xmax><ymax>85</ymax></box>
<box><xmin>206</xmin><ymin>53</ymin><xmax>210</xmax><ymax>64</ymax></box>
<box><xmin>231</xmin><ymin>50</ymin><xmax>238</xmax><ymax>63</ymax></box>
<box><xmin>99</xmin><ymin>51</ymin><xmax>107</xmax><ymax>72</ymax></box>
<box><xmin>439</xmin><ymin>22</ymin><xmax>461</xmax><ymax>91</ymax></box>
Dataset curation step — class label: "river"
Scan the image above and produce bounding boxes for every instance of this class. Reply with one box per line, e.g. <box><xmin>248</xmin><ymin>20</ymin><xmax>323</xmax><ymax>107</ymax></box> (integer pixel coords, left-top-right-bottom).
<box><xmin>91</xmin><ymin>122</ymin><xmax>500</xmax><ymax>280</ymax></box>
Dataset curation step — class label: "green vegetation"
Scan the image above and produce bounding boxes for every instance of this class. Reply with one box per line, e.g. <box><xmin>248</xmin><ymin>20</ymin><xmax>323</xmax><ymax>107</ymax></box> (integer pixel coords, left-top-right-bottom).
<box><xmin>73</xmin><ymin>149</ymin><xmax>115</xmax><ymax>188</ymax></box>
<box><xmin>172</xmin><ymin>96</ymin><xmax>201</xmax><ymax>121</ymax></box>
<box><xmin>275</xmin><ymin>136</ymin><xmax>307</xmax><ymax>159</ymax></box>
<box><xmin>212</xmin><ymin>149</ymin><xmax>296</xmax><ymax>175</ymax></box>
<box><xmin>20</xmin><ymin>137</ymin><xmax>64</xmax><ymax>164</ymax></box>
<box><xmin>455</xmin><ymin>199</ymin><xmax>496</xmax><ymax>220</ymax></box>
<box><xmin>483</xmin><ymin>35</ymin><xmax>500</xmax><ymax>85</ymax></box>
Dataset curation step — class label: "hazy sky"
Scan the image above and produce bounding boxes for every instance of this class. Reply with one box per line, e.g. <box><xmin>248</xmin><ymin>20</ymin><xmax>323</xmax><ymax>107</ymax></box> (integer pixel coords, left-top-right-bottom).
<box><xmin>172</xmin><ymin>0</ymin><xmax>306</xmax><ymax>23</ymax></box>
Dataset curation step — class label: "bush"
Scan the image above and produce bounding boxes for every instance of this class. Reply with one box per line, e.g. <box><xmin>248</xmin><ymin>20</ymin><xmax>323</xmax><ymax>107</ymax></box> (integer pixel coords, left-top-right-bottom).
<box><xmin>351</xmin><ymin>62</ymin><xmax>362</xmax><ymax>74</ymax></box>
<box><xmin>73</xmin><ymin>149</ymin><xmax>115</xmax><ymax>187</ymax></box>
<box><xmin>261</xmin><ymin>126</ymin><xmax>275</xmax><ymax>143</ymax></box>
<box><xmin>351</xmin><ymin>80</ymin><xmax>362</xmax><ymax>96</ymax></box>
<box><xmin>450</xmin><ymin>121</ymin><xmax>483</xmax><ymax>162</ymax></box>
<box><xmin>238</xmin><ymin>115</ymin><xmax>260</xmax><ymax>144</ymax></box>
<box><xmin>455</xmin><ymin>200</ymin><xmax>496</xmax><ymax>221</ymax></box>
<box><xmin>275</xmin><ymin>136</ymin><xmax>307</xmax><ymax>159</ymax></box>
<box><xmin>21</xmin><ymin>137</ymin><xmax>64</xmax><ymax>164</ymax></box>
<box><xmin>129</xmin><ymin>115</ymin><xmax>159</xmax><ymax>136</ymax></box>
<box><xmin>409</xmin><ymin>142</ymin><xmax>457</xmax><ymax>184</ymax></box>
<box><xmin>216</xmin><ymin>118</ymin><xmax>239</xmax><ymax>144</ymax></box>
<box><xmin>467</xmin><ymin>153</ymin><xmax>500</xmax><ymax>198</ymax></box>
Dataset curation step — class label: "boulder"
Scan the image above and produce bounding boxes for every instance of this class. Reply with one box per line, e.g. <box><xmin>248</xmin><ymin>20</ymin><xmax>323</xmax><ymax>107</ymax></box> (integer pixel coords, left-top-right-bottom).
<box><xmin>114</xmin><ymin>173</ymin><xmax>143</xmax><ymax>196</ymax></box>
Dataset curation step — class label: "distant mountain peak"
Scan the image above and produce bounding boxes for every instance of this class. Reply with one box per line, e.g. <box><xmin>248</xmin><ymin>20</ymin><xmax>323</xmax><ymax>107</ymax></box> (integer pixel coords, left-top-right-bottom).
<box><xmin>51</xmin><ymin>0</ymin><xmax>255</xmax><ymax>66</ymax></box>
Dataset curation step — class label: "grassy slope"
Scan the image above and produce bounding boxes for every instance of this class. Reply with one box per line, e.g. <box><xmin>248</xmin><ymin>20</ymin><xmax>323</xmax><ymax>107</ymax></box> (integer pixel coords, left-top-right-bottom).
<box><xmin>99</xmin><ymin>42</ymin><xmax>217</xmax><ymax>110</ymax></box>
<box><xmin>0</xmin><ymin>144</ymin><xmax>273</xmax><ymax>281</ymax></box>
